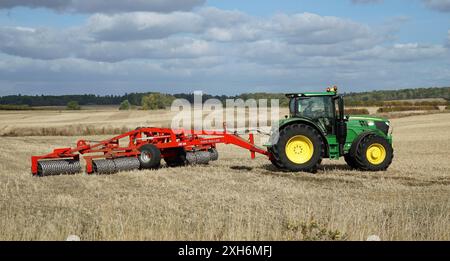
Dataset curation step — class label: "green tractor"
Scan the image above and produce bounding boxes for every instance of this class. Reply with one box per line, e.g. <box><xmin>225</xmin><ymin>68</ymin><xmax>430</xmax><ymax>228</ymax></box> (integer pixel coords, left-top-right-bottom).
<box><xmin>267</xmin><ymin>87</ymin><xmax>394</xmax><ymax>172</ymax></box>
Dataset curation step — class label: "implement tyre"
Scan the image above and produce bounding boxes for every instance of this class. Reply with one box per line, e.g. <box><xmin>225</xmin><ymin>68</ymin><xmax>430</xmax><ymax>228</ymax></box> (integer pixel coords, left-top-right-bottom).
<box><xmin>138</xmin><ymin>144</ymin><xmax>161</xmax><ymax>169</ymax></box>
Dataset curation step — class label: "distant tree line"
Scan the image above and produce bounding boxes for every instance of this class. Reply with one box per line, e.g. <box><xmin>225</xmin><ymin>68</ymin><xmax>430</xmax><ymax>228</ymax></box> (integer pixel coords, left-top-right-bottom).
<box><xmin>344</xmin><ymin>87</ymin><xmax>450</xmax><ymax>106</ymax></box>
<box><xmin>0</xmin><ymin>87</ymin><xmax>448</xmax><ymax>109</ymax></box>
<box><xmin>0</xmin><ymin>92</ymin><xmax>288</xmax><ymax>108</ymax></box>
<box><xmin>0</xmin><ymin>94</ymin><xmax>140</xmax><ymax>107</ymax></box>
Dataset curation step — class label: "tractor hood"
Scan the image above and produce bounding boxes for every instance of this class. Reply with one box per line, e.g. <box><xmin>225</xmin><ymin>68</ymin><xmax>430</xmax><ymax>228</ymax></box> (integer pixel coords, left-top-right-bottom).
<box><xmin>347</xmin><ymin>115</ymin><xmax>391</xmax><ymax>136</ymax></box>
<box><xmin>347</xmin><ymin>115</ymin><xmax>389</xmax><ymax>123</ymax></box>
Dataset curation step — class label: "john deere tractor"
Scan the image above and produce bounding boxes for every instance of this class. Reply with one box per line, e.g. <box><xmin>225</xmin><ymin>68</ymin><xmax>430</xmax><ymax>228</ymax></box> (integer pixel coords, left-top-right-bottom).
<box><xmin>267</xmin><ymin>87</ymin><xmax>393</xmax><ymax>172</ymax></box>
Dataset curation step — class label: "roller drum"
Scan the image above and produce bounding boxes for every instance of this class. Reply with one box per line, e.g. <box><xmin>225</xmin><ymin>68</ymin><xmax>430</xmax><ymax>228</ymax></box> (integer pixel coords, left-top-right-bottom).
<box><xmin>113</xmin><ymin>157</ymin><xmax>140</xmax><ymax>172</ymax></box>
<box><xmin>93</xmin><ymin>159</ymin><xmax>117</xmax><ymax>174</ymax></box>
<box><xmin>186</xmin><ymin>151</ymin><xmax>211</xmax><ymax>165</ymax></box>
<box><xmin>186</xmin><ymin>152</ymin><xmax>196</xmax><ymax>165</ymax></box>
<box><xmin>196</xmin><ymin>151</ymin><xmax>212</xmax><ymax>164</ymax></box>
<box><xmin>37</xmin><ymin>159</ymin><xmax>81</xmax><ymax>176</ymax></box>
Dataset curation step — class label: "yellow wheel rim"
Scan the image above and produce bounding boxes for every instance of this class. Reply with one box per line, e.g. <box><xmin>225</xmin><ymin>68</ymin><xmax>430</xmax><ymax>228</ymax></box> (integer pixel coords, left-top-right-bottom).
<box><xmin>366</xmin><ymin>143</ymin><xmax>386</xmax><ymax>165</ymax></box>
<box><xmin>285</xmin><ymin>135</ymin><xmax>314</xmax><ymax>164</ymax></box>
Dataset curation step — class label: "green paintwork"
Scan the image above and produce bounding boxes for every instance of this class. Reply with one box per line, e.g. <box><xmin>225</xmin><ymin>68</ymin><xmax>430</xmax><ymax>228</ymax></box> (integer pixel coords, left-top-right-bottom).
<box><xmin>325</xmin><ymin>135</ymin><xmax>340</xmax><ymax>160</ymax></box>
<box><xmin>344</xmin><ymin>115</ymin><xmax>393</xmax><ymax>153</ymax></box>
<box><xmin>278</xmin><ymin>117</ymin><xmax>322</xmax><ymax>132</ymax></box>
<box><xmin>266</xmin><ymin>92</ymin><xmax>393</xmax><ymax>160</ymax></box>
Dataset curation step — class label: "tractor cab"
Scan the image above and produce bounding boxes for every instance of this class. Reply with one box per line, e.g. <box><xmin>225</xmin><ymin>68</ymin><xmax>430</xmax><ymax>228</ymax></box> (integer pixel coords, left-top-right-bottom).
<box><xmin>286</xmin><ymin>86</ymin><xmax>346</xmax><ymax>137</ymax></box>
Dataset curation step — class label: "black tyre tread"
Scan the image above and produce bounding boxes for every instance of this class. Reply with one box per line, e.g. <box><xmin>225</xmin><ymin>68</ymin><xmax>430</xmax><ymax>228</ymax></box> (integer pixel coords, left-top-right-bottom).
<box><xmin>344</xmin><ymin>154</ymin><xmax>359</xmax><ymax>169</ymax></box>
<box><xmin>354</xmin><ymin>135</ymin><xmax>394</xmax><ymax>171</ymax></box>
<box><xmin>268</xmin><ymin>147</ymin><xmax>286</xmax><ymax>169</ymax></box>
<box><xmin>271</xmin><ymin>124</ymin><xmax>324</xmax><ymax>173</ymax></box>
<box><xmin>138</xmin><ymin>144</ymin><xmax>161</xmax><ymax>169</ymax></box>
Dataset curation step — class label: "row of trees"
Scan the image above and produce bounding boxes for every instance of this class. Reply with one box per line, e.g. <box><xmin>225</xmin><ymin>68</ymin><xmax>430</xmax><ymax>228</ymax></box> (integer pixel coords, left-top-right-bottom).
<box><xmin>118</xmin><ymin>93</ymin><xmax>175</xmax><ymax>110</ymax></box>
<box><xmin>0</xmin><ymin>93</ymin><xmax>161</xmax><ymax>107</ymax></box>
<box><xmin>344</xmin><ymin>87</ymin><xmax>450</xmax><ymax>106</ymax></box>
<box><xmin>1</xmin><ymin>87</ymin><xmax>449</xmax><ymax>110</ymax></box>
<box><xmin>63</xmin><ymin>93</ymin><xmax>176</xmax><ymax>111</ymax></box>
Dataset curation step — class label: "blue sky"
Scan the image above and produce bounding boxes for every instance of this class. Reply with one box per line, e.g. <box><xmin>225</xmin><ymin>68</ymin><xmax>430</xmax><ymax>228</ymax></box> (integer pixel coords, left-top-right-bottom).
<box><xmin>0</xmin><ymin>0</ymin><xmax>449</xmax><ymax>95</ymax></box>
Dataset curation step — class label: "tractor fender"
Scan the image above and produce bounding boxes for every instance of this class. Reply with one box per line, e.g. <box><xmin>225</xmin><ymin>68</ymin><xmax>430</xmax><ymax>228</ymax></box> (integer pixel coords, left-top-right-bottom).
<box><xmin>277</xmin><ymin>119</ymin><xmax>329</xmax><ymax>157</ymax></box>
<box><xmin>348</xmin><ymin>131</ymin><xmax>376</xmax><ymax>157</ymax></box>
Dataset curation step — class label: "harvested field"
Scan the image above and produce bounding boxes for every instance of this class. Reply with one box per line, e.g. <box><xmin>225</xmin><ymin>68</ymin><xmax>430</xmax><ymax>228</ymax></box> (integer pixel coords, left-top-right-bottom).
<box><xmin>0</xmin><ymin>112</ymin><xmax>449</xmax><ymax>240</ymax></box>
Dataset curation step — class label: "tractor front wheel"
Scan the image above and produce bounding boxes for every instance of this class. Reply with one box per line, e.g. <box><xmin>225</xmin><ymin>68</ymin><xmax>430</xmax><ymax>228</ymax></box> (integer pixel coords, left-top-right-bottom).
<box><xmin>271</xmin><ymin>124</ymin><xmax>324</xmax><ymax>172</ymax></box>
<box><xmin>354</xmin><ymin>135</ymin><xmax>393</xmax><ymax>171</ymax></box>
<box><xmin>344</xmin><ymin>154</ymin><xmax>359</xmax><ymax>169</ymax></box>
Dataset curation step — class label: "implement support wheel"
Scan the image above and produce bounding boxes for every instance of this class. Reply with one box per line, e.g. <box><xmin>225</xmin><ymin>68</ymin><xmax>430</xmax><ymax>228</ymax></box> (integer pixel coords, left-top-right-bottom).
<box><xmin>138</xmin><ymin>144</ymin><xmax>161</xmax><ymax>169</ymax></box>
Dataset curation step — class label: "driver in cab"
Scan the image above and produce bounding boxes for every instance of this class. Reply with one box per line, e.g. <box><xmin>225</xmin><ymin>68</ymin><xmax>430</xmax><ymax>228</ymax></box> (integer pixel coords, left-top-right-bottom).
<box><xmin>301</xmin><ymin>100</ymin><xmax>315</xmax><ymax>118</ymax></box>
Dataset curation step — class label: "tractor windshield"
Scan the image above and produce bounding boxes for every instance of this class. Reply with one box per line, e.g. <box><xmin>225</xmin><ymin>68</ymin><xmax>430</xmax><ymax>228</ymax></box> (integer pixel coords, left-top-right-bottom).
<box><xmin>290</xmin><ymin>96</ymin><xmax>334</xmax><ymax>119</ymax></box>
<box><xmin>289</xmin><ymin>96</ymin><xmax>335</xmax><ymax>133</ymax></box>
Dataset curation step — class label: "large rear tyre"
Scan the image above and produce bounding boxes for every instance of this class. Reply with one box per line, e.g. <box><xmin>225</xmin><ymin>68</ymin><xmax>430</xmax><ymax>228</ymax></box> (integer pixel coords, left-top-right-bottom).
<box><xmin>268</xmin><ymin>147</ymin><xmax>285</xmax><ymax>170</ymax></box>
<box><xmin>354</xmin><ymin>135</ymin><xmax>393</xmax><ymax>171</ymax></box>
<box><xmin>271</xmin><ymin>124</ymin><xmax>324</xmax><ymax>172</ymax></box>
<box><xmin>138</xmin><ymin>144</ymin><xmax>161</xmax><ymax>169</ymax></box>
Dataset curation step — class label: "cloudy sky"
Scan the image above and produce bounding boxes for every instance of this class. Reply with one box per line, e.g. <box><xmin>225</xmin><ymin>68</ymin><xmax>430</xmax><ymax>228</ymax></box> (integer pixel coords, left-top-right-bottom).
<box><xmin>0</xmin><ymin>0</ymin><xmax>449</xmax><ymax>95</ymax></box>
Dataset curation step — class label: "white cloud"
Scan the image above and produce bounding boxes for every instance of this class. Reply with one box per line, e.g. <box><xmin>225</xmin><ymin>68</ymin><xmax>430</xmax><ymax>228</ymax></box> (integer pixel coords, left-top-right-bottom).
<box><xmin>85</xmin><ymin>9</ymin><xmax>380</xmax><ymax>45</ymax></box>
<box><xmin>0</xmin><ymin>6</ymin><xmax>449</xmax><ymax>95</ymax></box>
<box><xmin>268</xmin><ymin>13</ymin><xmax>378</xmax><ymax>45</ymax></box>
<box><xmin>86</xmin><ymin>12</ymin><xmax>205</xmax><ymax>41</ymax></box>
<box><xmin>382</xmin><ymin>43</ymin><xmax>448</xmax><ymax>62</ymax></box>
<box><xmin>78</xmin><ymin>38</ymin><xmax>217</xmax><ymax>62</ymax></box>
<box><xmin>0</xmin><ymin>26</ymin><xmax>79</xmax><ymax>60</ymax></box>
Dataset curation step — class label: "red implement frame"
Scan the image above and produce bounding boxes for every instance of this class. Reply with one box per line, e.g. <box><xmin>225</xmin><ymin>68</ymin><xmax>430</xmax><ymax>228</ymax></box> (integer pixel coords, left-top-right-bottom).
<box><xmin>31</xmin><ymin>127</ymin><xmax>270</xmax><ymax>175</ymax></box>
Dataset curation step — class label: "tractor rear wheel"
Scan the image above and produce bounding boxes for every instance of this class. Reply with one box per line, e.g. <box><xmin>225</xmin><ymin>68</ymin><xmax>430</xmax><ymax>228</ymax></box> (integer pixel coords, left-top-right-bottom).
<box><xmin>354</xmin><ymin>135</ymin><xmax>393</xmax><ymax>171</ymax></box>
<box><xmin>138</xmin><ymin>144</ymin><xmax>161</xmax><ymax>169</ymax></box>
<box><xmin>268</xmin><ymin>147</ymin><xmax>285</xmax><ymax>170</ymax></box>
<box><xmin>271</xmin><ymin>124</ymin><xmax>324</xmax><ymax>172</ymax></box>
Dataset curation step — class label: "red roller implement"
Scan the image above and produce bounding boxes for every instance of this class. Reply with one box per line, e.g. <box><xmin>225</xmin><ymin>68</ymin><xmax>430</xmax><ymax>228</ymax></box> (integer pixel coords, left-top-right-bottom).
<box><xmin>31</xmin><ymin>127</ymin><xmax>270</xmax><ymax>176</ymax></box>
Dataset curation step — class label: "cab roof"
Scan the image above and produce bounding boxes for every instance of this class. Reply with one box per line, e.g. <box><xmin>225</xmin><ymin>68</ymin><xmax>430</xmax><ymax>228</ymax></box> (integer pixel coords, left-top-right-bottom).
<box><xmin>285</xmin><ymin>91</ymin><xmax>337</xmax><ymax>98</ymax></box>
<box><xmin>286</xmin><ymin>86</ymin><xmax>338</xmax><ymax>98</ymax></box>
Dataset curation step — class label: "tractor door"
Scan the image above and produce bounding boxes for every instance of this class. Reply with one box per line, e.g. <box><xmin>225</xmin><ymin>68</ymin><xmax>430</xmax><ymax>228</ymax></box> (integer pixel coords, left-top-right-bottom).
<box><xmin>334</xmin><ymin>95</ymin><xmax>347</xmax><ymax>155</ymax></box>
<box><xmin>291</xmin><ymin>96</ymin><xmax>335</xmax><ymax>135</ymax></box>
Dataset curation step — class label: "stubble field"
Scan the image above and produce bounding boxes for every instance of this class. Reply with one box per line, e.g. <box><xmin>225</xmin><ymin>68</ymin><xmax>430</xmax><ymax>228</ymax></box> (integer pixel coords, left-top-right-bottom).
<box><xmin>0</xmin><ymin>110</ymin><xmax>449</xmax><ymax>240</ymax></box>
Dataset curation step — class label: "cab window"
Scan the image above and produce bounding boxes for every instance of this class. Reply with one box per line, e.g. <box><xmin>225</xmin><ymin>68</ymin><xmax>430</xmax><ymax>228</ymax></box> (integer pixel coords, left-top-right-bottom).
<box><xmin>297</xmin><ymin>97</ymin><xmax>333</xmax><ymax>119</ymax></box>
